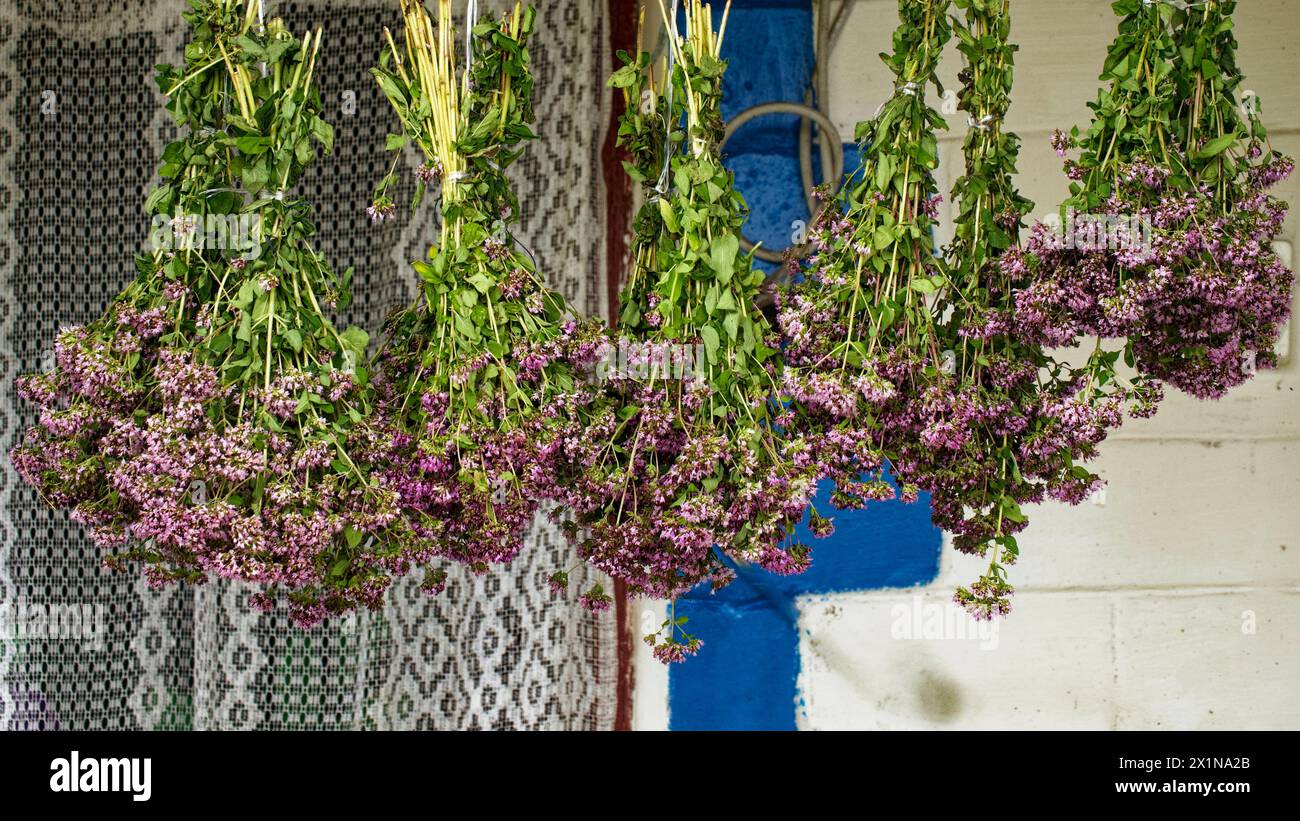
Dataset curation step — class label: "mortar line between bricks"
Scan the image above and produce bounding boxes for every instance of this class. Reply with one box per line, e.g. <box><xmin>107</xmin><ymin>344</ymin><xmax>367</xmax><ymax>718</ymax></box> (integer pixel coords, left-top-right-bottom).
<box><xmin>797</xmin><ymin>585</ymin><xmax>1300</xmax><ymax>604</ymax></box>
<box><xmin>1109</xmin><ymin>596</ymin><xmax>1119</xmax><ymax>731</ymax></box>
<box><xmin>1107</xmin><ymin>434</ymin><xmax>1300</xmax><ymax>443</ymax></box>
<box><xmin>1013</xmin><ymin>585</ymin><xmax>1300</xmax><ymax>596</ymax></box>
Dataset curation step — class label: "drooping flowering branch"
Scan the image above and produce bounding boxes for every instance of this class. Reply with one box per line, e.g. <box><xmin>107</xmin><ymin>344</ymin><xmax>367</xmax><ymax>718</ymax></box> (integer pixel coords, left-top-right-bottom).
<box><xmin>364</xmin><ymin>0</ymin><xmax>607</xmax><ymax>594</ymax></box>
<box><xmin>930</xmin><ymin>0</ymin><xmax>1038</xmax><ymax>617</ymax></box>
<box><xmin>778</xmin><ymin>0</ymin><xmax>1161</xmax><ymax>620</ymax></box>
<box><xmin>1135</xmin><ymin>0</ymin><xmax>1295</xmax><ymax>395</ymax></box>
<box><xmin>12</xmin><ymin>0</ymin><xmax>248</xmax><ymax>528</ymax></box>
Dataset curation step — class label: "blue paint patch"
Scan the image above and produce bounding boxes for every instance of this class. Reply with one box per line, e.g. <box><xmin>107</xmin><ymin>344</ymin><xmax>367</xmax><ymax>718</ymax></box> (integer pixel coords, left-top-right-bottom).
<box><xmin>669</xmin><ymin>480</ymin><xmax>941</xmax><ymax>730</ymax></box>
<box><xmin>667</xmin><ymin>599</ymin><xmax>800</xmax><ymax>730</ymax></box>
<box><xmin>665</xmin><ymin>1</ymin><xmax>944</xmax><ymax>731</ymax></box>
<box><xmin>707</xmin><ymin>3</ymin><xmax>817</xmax><ymax>276</ymax></box>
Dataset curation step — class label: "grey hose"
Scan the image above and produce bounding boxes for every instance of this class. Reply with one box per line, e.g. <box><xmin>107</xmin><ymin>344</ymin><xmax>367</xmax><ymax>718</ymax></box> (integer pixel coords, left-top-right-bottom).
<box><xmin>721</xmin><ymin>104</ymin><xmax>844</xmax><ymax>265</ymax></box>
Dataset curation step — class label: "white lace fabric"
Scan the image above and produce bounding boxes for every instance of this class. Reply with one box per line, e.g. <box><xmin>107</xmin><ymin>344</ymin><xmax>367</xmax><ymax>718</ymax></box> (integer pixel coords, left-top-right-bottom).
<box><xmin>0</xmin><ymin>0</ymin><xmax>617</xmax><ymax>731</ymax></box>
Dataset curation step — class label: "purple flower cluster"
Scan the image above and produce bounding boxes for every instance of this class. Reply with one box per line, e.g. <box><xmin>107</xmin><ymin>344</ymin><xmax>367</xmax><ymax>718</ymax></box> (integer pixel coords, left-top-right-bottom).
<box><xmin>364</xmin><ymin>232</ymin><xmax>611</xmax><ymax>594</ymax></box>
<box><xmin>778</xmin><ymin>231</ymin><xmax>1159</xmax><ymax>592</ymax></box>
<box><xmin>12</xmin><ymin>268</ymin><xmax>400</xmax><ymax>628</ymax></box>
<box><xmin>543</xmin><ymin>371</ymin><xmax>821</xmax><ymax>604</ymax></box>
<box><xmin>1011</xmin><ymin>155</ymin><xmax>1293</xmax><ymax>399</ymax></box>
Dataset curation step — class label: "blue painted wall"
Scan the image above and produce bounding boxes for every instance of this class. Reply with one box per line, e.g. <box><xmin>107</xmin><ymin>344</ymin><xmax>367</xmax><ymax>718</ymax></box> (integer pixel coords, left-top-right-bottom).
<box><xmin>666</xmin><ymin>0</ymin><xmax>943</xmax><ymax>731</ymax></box>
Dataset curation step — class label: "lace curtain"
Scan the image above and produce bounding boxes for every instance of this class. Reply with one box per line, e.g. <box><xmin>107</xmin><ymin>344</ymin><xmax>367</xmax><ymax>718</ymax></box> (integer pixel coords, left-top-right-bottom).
<box><xmin>0</xmin><ymin>0</ymin><xmax>618</xmax><ymax>730</ymax></box>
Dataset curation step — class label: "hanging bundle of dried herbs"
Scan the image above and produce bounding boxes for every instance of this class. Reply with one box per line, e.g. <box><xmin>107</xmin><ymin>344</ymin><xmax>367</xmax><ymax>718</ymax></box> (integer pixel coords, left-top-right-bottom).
<box><xmin>365</xmin><ymin>0</ymin><xmax>606</xmax><ymax>592</ymax></box>
<box><xmin>933</xmin><ymin>0</ymin><xmax>1158</xmax><ymax>618</ymax></box>
<box><xmin>13</xmin><ymin>0</ymin><xmax>392</xmax><ymax>627</ymax></box>
<box><xmin>1012</xmin><ymin>0</ymin><xmax>1293</xmax><ymax>399</ymax></box>
<box><xmin>12</xmin><ymin>3</ymin><xmax>245</xmax><ymax>537</ymax></box>
<box><xmin>777</xmin><ymin>0</ymin><xmax>952</xmax><ymax>509</ymax></box>
<box><xmin>559</xmin><ymin>0</ymin><xmax>819</xmax><ymax>661</ymax></box>
<box><xmin>775</xmin><ymin>0</ymin><xmax>1159</xmax><ymax>618</ymax></box>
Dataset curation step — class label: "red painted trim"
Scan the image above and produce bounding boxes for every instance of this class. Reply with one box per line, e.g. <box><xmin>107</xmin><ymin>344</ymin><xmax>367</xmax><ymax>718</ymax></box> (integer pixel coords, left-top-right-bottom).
<box><xmin>603</xmin><ymin>0</ymin><xmax>639</xmax><ymax>732</ymax></box>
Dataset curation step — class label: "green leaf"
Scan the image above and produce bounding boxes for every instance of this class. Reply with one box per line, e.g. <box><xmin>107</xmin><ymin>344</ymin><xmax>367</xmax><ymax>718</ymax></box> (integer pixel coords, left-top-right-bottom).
<box><xmin>236</xmin><ymin>135</ymin><xmax>270</xmax><ymax>154</ymax></box>
<box><xmin>873</xmin><ymin>225</ymin><xmax>894</xmax><ymax>250</ymax></box>
<box><xmin>723</xmin><ymin>311</ymin><xmax>740</xmax><ymax>342</ymax></box>
<box><xmin>700</xmin><ymin>325</ymin><xmax>720</xmax><ymax>364</ymax></box>
<box><xmin>657</xmin><ymin>197</ymin><xmax>680</xmax><ymax>234</ymax></box>
<box><xmin>1001</xmin><ymin>497</ymin><xmax>1027</xmax><ymax>525</ymax></box>
<box><xmin>453</xmin><ymin>313</ymin><xmax>479</xmax><ymax>340</ymax></box>
<box><xmin>1196</xmin><ymin>132</ymin><xmax>1238</xmax><ymax>159</ymax></box>
<box><xmin>311</xmin><ymin>117</ymin><xmax>335</xmax><ymax>154</ymax></box>
<box><xmin>241</xmin><ymin>160</ymin><xmax>268</xmax><ymax>193</ymax></box>
<box><xmin>343</xmin><ymin>526</ymin><xmax>363</xmax><ymax>549</ymax></box>
<box><xmin>413</xmin><ymin>261</ymin><xmax>439</xmax><ymax>283</ymax></box>
<box><xmin>621</xmin><ymin>160</ymin><xmax>645</xmax><ymax>183</ymax></box>
<box><xmin>875</xmin><ymin>156</ymin><xmax>894</xmax><ymax>191</ymax></box>
<box><xmin>708</xmin><ymin>234</ymin><xmax>740</xmax><ymax>279</ymax></box>
<box><xmin>339</xmin><ymin>327</ymin><xmax>369</xmax><ymax>361</ymax></box>
<box><xmin>294</xmin><ymin>136</ymin><xmax>314</xmax><ymax>165</ymax></box>
<box><xmin>208</xmin><ymin>331</ymin><xmax>233</xmax><ymax>355</ymax></box>
<box><xmin>608</xmin><ymin>63</ymin><xmax>640</xmax><ymax>89</ymax></box>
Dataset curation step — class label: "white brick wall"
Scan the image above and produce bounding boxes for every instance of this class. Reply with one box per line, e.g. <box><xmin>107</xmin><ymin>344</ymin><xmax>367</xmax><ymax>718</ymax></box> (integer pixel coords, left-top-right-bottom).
<box><xmin>1113</xmin><ymin>592</ymin><xmax>1300</xmax><ymax>730</ymax></box>
<box><xmin>632</xmin><ymin>0</ymin><xmax>1300</xmax><ymax>730</ymax></box>
<box><xmin>799</xmin><ymin>589</ymin><xmax>1118</xmax><ymax>730</ymax></box>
